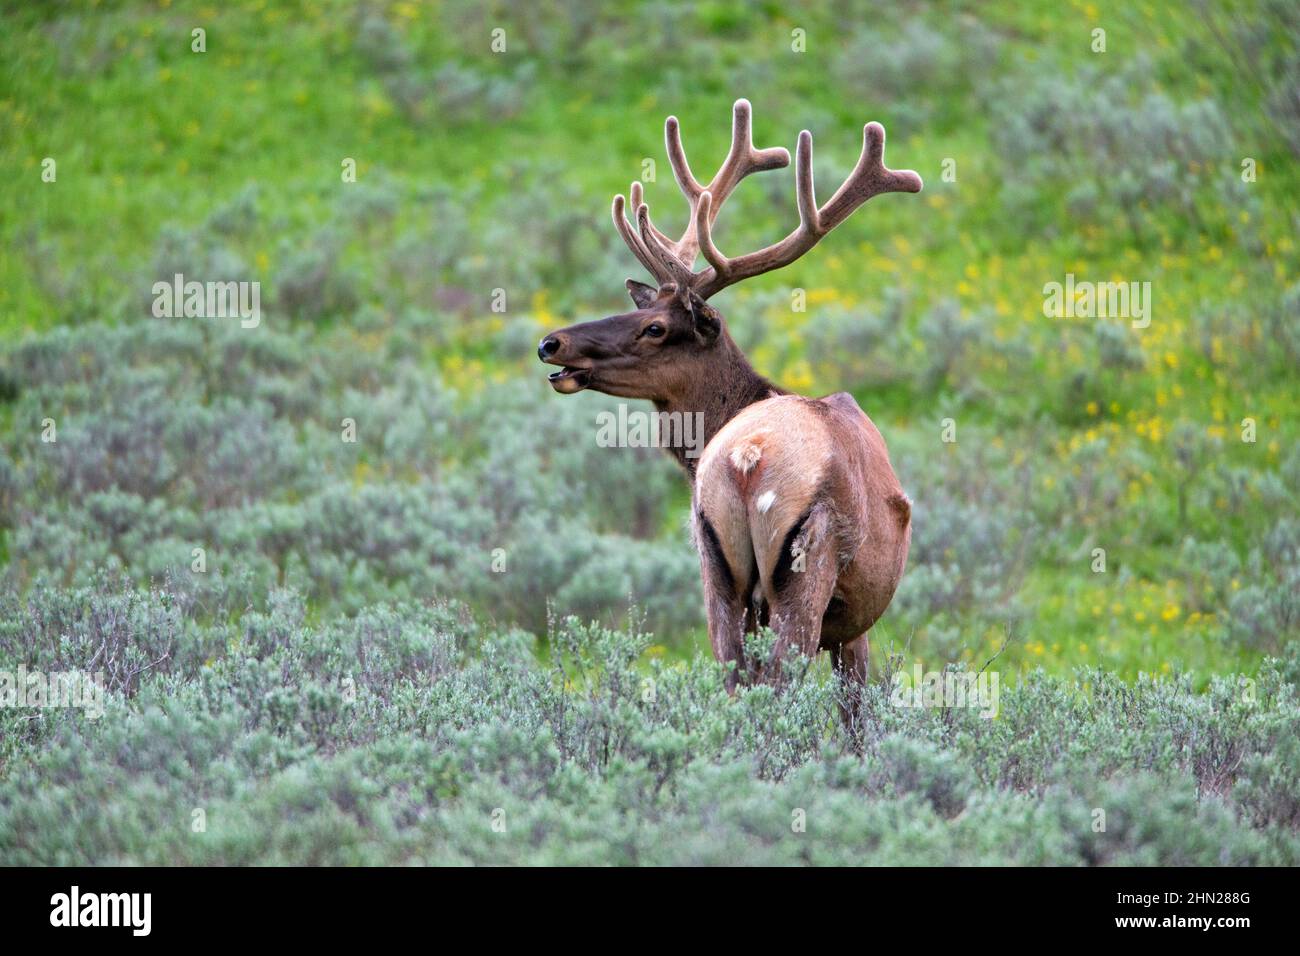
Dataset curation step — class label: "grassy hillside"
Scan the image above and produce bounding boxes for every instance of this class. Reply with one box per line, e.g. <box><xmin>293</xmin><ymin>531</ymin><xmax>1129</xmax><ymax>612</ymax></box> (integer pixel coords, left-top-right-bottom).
<box><xmin>0</xmin><ymin>0</ymin><xmax>1297</xmax><ymax>864</ymax></box>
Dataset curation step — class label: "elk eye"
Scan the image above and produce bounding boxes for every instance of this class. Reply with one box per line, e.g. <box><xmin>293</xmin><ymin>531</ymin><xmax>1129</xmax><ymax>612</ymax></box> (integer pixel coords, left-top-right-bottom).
<box><xmin>643</xmin><ymin>323</ymin><xmax>665</xmax><ymax>338</ymax></box>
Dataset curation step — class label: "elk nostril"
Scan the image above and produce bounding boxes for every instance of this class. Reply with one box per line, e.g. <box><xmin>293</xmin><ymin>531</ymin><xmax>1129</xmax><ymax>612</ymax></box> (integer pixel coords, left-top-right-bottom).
<box><xmin>538</xmin><ymin>337</ymin><xmax>561</xmax><ymax>360</ymax></box>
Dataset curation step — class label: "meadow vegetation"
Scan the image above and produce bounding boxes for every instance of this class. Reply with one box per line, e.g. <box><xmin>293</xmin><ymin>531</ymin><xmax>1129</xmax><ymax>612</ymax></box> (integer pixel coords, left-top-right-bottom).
<box><xmin>0</xmin><ymin>0</ymin><xmax>1296</xmax><ymax>863</ymax></box>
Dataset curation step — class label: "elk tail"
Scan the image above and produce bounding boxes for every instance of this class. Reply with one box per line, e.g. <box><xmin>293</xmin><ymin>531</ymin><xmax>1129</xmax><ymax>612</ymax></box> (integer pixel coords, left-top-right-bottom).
<box><xmin>887</xmin><ymin>492</ymin><xmax>911</xmax><ymax>529</ymax></box>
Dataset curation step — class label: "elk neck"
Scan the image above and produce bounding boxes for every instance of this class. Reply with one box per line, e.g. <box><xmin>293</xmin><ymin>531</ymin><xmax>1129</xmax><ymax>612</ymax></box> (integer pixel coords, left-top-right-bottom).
<box><xmin>654</xmin><ymin>329</ymin><xmax>784</xmax><ymax>478</ymax></box>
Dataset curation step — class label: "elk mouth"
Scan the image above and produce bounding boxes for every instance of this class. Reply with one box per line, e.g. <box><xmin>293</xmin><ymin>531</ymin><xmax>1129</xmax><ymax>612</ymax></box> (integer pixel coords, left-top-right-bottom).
<box><xmin>547</xmin><ymin>366</ymin><xmax>592</xmax><ymax>393</ymax></box>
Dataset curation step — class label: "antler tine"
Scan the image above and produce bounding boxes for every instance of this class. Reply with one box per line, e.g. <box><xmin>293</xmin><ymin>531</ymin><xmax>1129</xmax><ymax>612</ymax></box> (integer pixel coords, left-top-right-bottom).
<box><xmin>636</xmin><ymin>201</ymin><xmax>694</xmax><ymax>289</ymax></box>
<box><xmin>818</xmin><ymin>121</ymin><xmax>922</xmax><ymax>232</ymax></box>
<box><xmin>664</xmin><ymin>115</ymin><xmax>704</xmax><ymax>204</ymax></box>
<box><xmin>692</xmin><ymin>190</ymin><xmax>729</xmax><ymax>292</ymax></box>
<box><xmin>794</xmin><ymin>129</ymin><xmax>819</xmax><ymax>232</ymax></box>
<box><xmin>666</xmin><ymin>99</ymin><xmax>790</xmax><ymax>268</ymax></box>
<box><xmin>630</xmin><ymin>180</ymin><xmax>679</xmax><ymax>253</ymax></box>
<box><xmin>707</xmin><ymin>98</ymin><xmax>791</xmax><ymax>210</ymax></box>
<box><xmin>693</xmin><ymin>120</ymin><xmax>922</xmax><ymax>299</ymax></box>
<box><xmin>612</xmin><ymin>193</ymin><xmax>668</xmax><ymax>284</ymax></box>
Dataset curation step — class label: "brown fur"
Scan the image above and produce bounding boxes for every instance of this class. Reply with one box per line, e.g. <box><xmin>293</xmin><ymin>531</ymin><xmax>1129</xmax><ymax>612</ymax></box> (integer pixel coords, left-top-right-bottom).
<box><xmin>693</xmin><ymin>393</ymin><xmax>910</xmax><ymax>690</ymax></box>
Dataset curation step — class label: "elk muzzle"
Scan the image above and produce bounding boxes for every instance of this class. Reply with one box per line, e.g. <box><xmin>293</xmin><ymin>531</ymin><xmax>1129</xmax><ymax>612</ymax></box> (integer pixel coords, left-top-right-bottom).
<box><xmin>537</xmin><ymin>333</ymin><xmax>593</xmax><ymax>393</ymax></box>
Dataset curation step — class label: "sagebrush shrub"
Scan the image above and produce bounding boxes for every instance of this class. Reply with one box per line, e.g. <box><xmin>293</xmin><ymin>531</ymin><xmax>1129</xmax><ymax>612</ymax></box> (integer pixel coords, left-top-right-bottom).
<box><xmin>1</xmin><ymin>578</ymin><xmax>1295</xmax><ymax>865</ymax></box>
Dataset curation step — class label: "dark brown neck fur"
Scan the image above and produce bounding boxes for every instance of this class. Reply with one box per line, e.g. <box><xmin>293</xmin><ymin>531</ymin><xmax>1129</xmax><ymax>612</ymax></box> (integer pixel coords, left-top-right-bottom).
<box><xmin>655</xmin><ymin>329</ymin><xmax>784</xmax><ymax>477</ymax></box>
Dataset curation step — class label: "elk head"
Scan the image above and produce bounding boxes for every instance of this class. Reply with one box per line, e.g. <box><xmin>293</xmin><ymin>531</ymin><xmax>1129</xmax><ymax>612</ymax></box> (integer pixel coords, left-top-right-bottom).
<box><xmin>539</xmin><ymin>279</ymin><xmax>724</xmax><ymax>398</ymax></box>
<box><xmin>539</xmin><ymin>99</ymin><xmax>922</xmax><ymax>404</ymax></box>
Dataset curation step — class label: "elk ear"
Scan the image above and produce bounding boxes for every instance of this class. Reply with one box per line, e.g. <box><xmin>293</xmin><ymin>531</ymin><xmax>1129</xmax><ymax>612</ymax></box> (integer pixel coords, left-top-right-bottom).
<box><xmin>626</xmin><ymin>279</ymin><xmax>658</xmax><ymax>310</ymax></box>
<box><xmin>684</xmin><ymin>289</ymin><xmax>721</xmax><ymax>344</ymax></box>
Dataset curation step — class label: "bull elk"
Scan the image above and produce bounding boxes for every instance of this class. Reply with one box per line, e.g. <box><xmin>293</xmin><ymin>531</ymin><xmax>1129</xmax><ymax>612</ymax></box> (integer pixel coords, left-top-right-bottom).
<box><xmin>539</xmin><ymin>99</ymin><xmax>921</xmax><ymax>701</ymax></box>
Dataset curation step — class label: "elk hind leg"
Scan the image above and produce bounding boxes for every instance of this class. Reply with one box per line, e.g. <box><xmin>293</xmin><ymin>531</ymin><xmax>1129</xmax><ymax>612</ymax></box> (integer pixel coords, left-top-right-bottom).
<box><xmin>760</xmin><ymin>502</ymin><xmax>838</xmax><ymax>685</ymax></box>
<box><xmin>696</xmin><ymin>513</ymin><xmax>751</xmax><ymax>693</ymax></box>
<box><xmin>830</xmin><ymin>632</ymin><xmax>870</xmax><ymax>730</ymax></box>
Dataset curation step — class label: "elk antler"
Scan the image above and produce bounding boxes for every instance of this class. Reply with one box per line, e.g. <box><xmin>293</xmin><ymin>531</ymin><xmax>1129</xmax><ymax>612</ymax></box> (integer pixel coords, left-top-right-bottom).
<box><xmin>613</xmin><ymin>99</ymin><xmax>789</xmax><ymax>290</ymax></box>
<box><xmin>611</xmin><ymin>100</ymin><xmax>922</xmax><ymax>300</ymax></box>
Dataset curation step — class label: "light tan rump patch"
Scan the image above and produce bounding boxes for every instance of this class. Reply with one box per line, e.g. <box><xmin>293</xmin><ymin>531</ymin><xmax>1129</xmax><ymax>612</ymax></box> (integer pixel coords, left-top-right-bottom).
<box><xmin>695</xmin><ymin>397</ymin><xmax>834</xmax><ymax>600</ymax></box>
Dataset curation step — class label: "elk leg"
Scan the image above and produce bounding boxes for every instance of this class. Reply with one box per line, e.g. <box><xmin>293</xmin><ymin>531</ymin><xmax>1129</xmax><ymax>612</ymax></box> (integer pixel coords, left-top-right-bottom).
<box><xmin>704</xmin><ymin>588</ymin><xmax>748</xmax><ymax>693</ymax></box>
<box><xmin>697</xmin><ymin>545</ymin><xmax>749</xmax><ymax>693</ymax></box>
<box><xmin>761</xmin><ymin>503</ymin><xmax>838</xmax><ymax>685</ymax></box>
<box><xmin>830</xmin><ymin>632</ymin><xmax>870</xmax><ymax>729</ymax></box>
<box><xmin>695</xmin><ymin>506</ymin><xmax>759</xmax><ymax>692</ymax></box>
